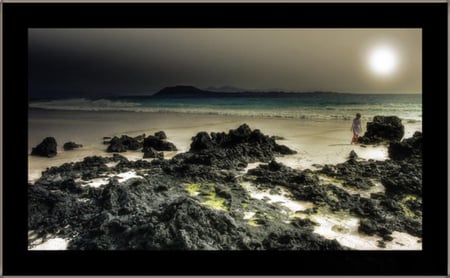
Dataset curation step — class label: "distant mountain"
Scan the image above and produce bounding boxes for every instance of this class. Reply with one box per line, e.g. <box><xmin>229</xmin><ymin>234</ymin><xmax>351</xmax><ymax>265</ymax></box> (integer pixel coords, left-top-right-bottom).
<box><xmin>152</xmin><ymin>85</ymin><xmax>216</xmax><ymax>98</ymax></box>
<box><xmin>151</xmin><ymin>85</ymin><xmax>342</xmax><ymax>99</ymax></box>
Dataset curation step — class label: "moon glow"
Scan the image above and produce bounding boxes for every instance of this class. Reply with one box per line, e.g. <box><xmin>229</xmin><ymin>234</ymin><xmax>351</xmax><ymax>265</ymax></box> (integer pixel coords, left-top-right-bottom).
<box><xmin>367</xmin><ymin>46</ymin><xmax>398</xmax><ymax>77</ymax></box>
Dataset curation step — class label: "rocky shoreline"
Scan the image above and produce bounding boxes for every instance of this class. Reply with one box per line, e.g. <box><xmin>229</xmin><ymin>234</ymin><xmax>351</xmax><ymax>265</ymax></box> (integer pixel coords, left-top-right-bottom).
<box><xmin>28</xmin><ymin>116</ymin><xmax>422</xmax><ymax>250</ymax></box>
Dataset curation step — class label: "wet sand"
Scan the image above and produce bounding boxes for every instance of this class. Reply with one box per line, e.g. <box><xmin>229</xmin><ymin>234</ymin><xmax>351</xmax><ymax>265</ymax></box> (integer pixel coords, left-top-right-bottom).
<box><xmin>28</xmin><ymin>108</ymin><xmax>422</xmax><ymax>183</ymax></box>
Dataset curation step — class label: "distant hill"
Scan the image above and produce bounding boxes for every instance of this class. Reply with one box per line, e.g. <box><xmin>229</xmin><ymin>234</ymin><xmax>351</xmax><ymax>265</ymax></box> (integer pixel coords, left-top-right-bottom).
<box><xmin>151</xmin><ymin>85</ymin><xmax>342</xmax><ymax>99</ymax></box>
<box><xmin>152</xmin><ymin>85</ymin><xmax>215</xmax><ymax>98</ymax></box>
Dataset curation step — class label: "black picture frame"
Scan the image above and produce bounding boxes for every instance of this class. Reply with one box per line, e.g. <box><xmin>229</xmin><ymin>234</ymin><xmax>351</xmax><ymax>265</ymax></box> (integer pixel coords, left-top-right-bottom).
<box><xmin>2</xmin><ymin>2</ymin><xmax>447</xmax><ymax>275</ymax></box>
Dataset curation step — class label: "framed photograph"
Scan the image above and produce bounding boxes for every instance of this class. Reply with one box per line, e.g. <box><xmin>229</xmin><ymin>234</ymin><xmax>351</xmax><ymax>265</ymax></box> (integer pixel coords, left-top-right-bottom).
<box><xmin>2</xmin><ymin>1</ymin><xmax>447</xmax><ymax>275</ymax></box>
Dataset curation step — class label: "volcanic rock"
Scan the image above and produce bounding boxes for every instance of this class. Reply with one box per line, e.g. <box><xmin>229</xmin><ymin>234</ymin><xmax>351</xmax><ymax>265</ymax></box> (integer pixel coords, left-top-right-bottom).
<box><xmin>359</xmin><ymin>116</ymin><xmax>404</xmax><ymax>144</ymax></box>
<box><xmin>63</xmin><ymin>141</ymin><xmax>83</xmax><ymax>151</ymax></box>
<box><xmin>28</xmin><ymin>125</ymin><xmax>423</xmax><ymax>251</ymax></box>
<box><xmin>388</xmin><ymin>131</ymin><xmax>422</xmax><ymax>160</ymax></box>
<box><xmin>143</xmin><ymin>147</ymin><xmax>164</xmax><ymax>159</ymax></box>
<box><xmin>107</xmin><ymin>135</ymin><xmax>142</xmax><ymax>152</ymax></box>
<box><xmin>154</xmin><ymin>131</ymin><xmax>167</xmax><ymax>140</ymax></box>
<box><xmin>349</xmin><ymin>150</ymin><xmax>358</xmax><ymax>160</ymax></box>
<box><xmin>143</xmin><ymin>136</ymin><xmax>177</xmax><ymax>151</ymax></box>
<box><xmin>31</xmin><ymin>137</ymin><xmax>57</xmax><ymax>157</ymax></box>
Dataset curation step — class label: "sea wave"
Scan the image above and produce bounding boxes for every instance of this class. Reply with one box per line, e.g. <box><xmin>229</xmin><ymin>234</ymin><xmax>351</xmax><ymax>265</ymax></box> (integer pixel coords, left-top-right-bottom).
<box><xmin>29</xmin><ymin>98</ymin><xmax>422</xmax><ymax>123</ymax></box>
<box><xmin>30</xmin><ymin>98</ymin><xmax>142</xmax><ymax>111</ymax></box>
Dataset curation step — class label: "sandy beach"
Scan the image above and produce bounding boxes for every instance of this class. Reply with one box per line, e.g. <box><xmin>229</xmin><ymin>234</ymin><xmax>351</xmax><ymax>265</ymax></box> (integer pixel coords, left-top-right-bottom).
<box><xmin>28</xmin><ymin>108</ymin><xmax>422</xmax><ymax>182</ymax></box>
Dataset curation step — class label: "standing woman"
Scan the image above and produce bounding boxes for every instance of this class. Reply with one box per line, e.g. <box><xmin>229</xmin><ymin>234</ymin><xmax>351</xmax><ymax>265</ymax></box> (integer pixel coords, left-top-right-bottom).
<box><xmin>351</xmin><ymin>113</ymin><xmax>362</xmax><ymax>144</ymax></box>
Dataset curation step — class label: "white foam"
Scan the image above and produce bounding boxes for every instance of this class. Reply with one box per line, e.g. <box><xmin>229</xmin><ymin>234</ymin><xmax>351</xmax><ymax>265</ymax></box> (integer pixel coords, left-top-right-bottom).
<box><xmin>30</xmin><ymin>98</ymin><xmax>141</xmax><ymax>111</ymax></box>
<box><xmin>29</xmin><ymin>98</ymin><xmax>423</xmax><ymax>122</ymax></box>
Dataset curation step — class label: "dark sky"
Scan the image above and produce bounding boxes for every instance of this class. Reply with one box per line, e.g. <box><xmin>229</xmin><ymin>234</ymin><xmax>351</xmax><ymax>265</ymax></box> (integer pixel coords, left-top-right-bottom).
<box><xmin>29</xmin><ymin>29</ymin><xmax>421</xmax><ymax>98</ymax></box>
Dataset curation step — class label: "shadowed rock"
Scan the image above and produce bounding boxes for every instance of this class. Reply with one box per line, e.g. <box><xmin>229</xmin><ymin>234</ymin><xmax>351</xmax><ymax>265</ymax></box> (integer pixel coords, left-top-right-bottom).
<box><xmin>359</xmin><ymin>116</ymin><xmax>405</xmax><ymax>144</ymax></box>
<box><xmin>157</xmin><ymin>124</ymin><xmax>298</xmax><ymax>180</ymax></box>
<box><xmin>190</xmin><ymin>132</ymin><xmax>214</xmax><ymax>152</ymax></box>
<box><xmin>31</xmin><ymin>137</ymin><xmax>57</xmax><ymax>157</ymax></box>
<box><xmin>349</xmin><ymin>150</ymin><xmax>358</xmax><ymax>160</ymax></box>
<box><xmin>63</xmin><ymin>141</ymin><xmax>83</xmax><ymax>151</ymax></box>
<box><xmin>143</xmin><ymin>135</ymin><xmax>177</xmax><ymax>152</ymax></box>
<box><xmin>107</xmin><ymin>135</ymin><xmax>142</xmax><ymax>152</ymax></box>
<box><xmin>189</xmin><ymin>124</ymin><xmax>296</xmax><ymax>166</ymax></box>
<box><xmin>154</xmin><ymin>131</ymin><xmax>167</xmax><ymax>140</ymax></box>
<box><xmin>107</xmin><ymin>137</ymin><xmax>127</xmax><ymax>152</ymax></box>
<box><xmin>143</xmin><ymin>147</ymin><xmax>164</xmax><ymax>159</ymax></box>
<box><xmin>262</xmin><ymin>229</ymin><xmax>345</xmax><ymax>250</ymax></box>
<box><xmin>388</xmin><ymin>131</ymin><xmax>422</xmax><ymax>160</ymax></box>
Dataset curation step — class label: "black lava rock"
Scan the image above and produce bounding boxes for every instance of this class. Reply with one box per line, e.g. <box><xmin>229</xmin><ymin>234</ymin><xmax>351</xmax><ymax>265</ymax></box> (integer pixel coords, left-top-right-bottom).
<box><xmin>106</xmin><ymin>135</ymin><xmax>143</xmax><ymax>152</ymax></box>
<box><xmin>143</xmin><ymin>136</ymin><xmax>177</xmax><ymax>151</ymax></box>
<box><xmin>154</xmin><ymin>131</ymin><xmax>167</xmax><ymax>140</ymax></box>
<box><xmin>28</xmin><ymin>124</ymin><xmax>422</xmax><ymax>251</ymax></box>
<box><xmin>262</xmin><ymin>230</ymin><xmax>347</xmax><ymax>250</ymax></box>
<box><xmin>107</xmin><ymin>137</ymin><xmax>128</xmax><ymax>152</ymax></box>
<box><xmin>359</xmin><ymin>116</ymin><xmax>405</xmax><ymax>144</ymax></box>
<box><xmin>349</xmin><ymin>150</ymin><xmax>358</xmax><ymax>160</ymax></box>
<box><xmin>63</xmin><ymin>141</ymin><xmax>83</xmax><ymax>151</ymax></box>
<box><xmin>388</xmin><ymin>131</ymin><xmax>422</xmax><ymax>160</ymax></box>
<box><xmin>183</xmin><ymin>124</ymin><xmax>297</xmax><ymax>171</ymax></box>
<box><xmin>31</xmin><ymin>137</ymin><xmax>57</xmax><ymax>157</ymax></box>
<box><xmin>190</xmin><ymin>132</ymin><xmax>215</xmax><ymax>152</ymax></box>
<box><xmin>143</xmin><ymin>147</ymin><xmax>164</xmax><ymax>159</ymax></box>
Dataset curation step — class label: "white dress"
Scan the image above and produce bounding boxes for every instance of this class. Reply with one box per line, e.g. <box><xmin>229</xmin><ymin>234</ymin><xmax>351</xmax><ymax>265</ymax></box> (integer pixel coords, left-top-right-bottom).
<box><xmin>352</xmin><ymin>118</ymin><xmax>362</xmax><ymax>135</ymax></box>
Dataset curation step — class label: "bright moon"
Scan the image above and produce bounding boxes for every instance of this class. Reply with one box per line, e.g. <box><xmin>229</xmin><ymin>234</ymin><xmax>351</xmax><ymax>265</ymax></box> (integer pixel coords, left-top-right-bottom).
<box><xmin>368</xmin><ymin>46</ymin><xmax>398</xmax><ymax>76</ymax></box>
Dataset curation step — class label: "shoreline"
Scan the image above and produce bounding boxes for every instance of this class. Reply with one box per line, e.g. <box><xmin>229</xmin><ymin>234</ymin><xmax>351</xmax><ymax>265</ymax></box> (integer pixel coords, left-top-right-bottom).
<box><xmin>28</xmin><ymin>109</ymin><xmax>423</xmax><ymax>251</ymax></box>
<box><xmin>28</xmin><ymin>108</ymin><xmax>422</xmax><ymax>183</ymax></box>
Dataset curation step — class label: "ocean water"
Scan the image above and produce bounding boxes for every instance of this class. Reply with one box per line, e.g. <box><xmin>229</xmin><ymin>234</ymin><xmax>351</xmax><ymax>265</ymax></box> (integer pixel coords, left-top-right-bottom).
<box><xmin>29</xmin><ymin>93</ymin><xmax>422</xmax><ymax>123</ymax></box>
